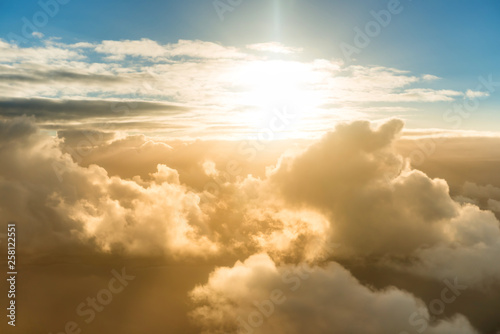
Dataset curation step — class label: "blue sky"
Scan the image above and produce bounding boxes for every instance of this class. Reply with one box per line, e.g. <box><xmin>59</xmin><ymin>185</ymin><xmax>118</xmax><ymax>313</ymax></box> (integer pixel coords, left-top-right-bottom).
<box><xmin>2</xmin><ymin>0</ymin><xmax>499</xmax><ymax>73</ymax></box>
<box><xmin>0</xmin><ymin>0</ymin><xmax>499</xmax><ymax>135</ymax></box>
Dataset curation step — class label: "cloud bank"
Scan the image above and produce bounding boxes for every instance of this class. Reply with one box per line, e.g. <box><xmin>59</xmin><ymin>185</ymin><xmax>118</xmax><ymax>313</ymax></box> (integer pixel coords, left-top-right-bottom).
<box><xmin>1</xmin><ymin>116</ymin><xmax>500</xmax><ymax>333</ymax></box>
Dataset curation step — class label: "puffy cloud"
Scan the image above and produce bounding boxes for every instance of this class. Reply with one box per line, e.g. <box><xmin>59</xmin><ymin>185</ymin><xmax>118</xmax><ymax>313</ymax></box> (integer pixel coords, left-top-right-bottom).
<box><xmin>263</xmin><ymin>119</ymin><xmax>500</xmax><ymax>290</ymax></box>
<box><xmin>408</xmin><ymin>205</ymin><xmax>500</xmax><ymax>287</ymax></box>
<box><xmin>461</xmin><ymin>182</ymin><xmax>500</xmax><ymax>202</ymax></box>
<box><xmin>488</xmin><ymin>199</ymin><xmax>500</xmax><ymax>213</ymax></box>
<box><xmin>56</xmin><ymin>163</ymin><xmax>218</xmax><ymax>256</ymax></box>
<box><xmin>2</xmin><ymin>115</ymin><xmax>500</xmax><ymax>332</ymax></box>
<box><xmin>4</xmin><ymin>115</ymin><xmax>500</xmax><ymax>291</ymax></box>
<box><xmin>0</xmin><ymin>117</ymin><xmax>217</xmax><ymax>258</ymax></box>
<box><xmin>269</xmin><ymin>119</ymin><xmax>453</xmax><ymax>257</ymax></box>
<box><xmin>190</xmin><ymin>253</ymin><xmax>479</xmax><ymax>334</ymax></box>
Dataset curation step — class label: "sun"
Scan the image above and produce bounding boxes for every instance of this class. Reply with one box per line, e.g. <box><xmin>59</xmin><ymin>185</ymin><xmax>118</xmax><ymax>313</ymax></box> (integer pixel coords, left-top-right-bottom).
<box><xmin>237</xmin><ymin>60</ymin><xmax>310</xmax><ymax>106</ymax></box>
<box><xmin>234</xmin><ymin>60</ymin><xmax>321</xmax><ymax>138</ymax></box>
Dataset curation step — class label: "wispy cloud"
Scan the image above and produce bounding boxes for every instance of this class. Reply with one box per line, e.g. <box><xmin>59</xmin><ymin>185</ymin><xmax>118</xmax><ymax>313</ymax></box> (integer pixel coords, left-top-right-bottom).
<box><xmin>247</xmin><ymin>42</ymin><xmax>303</xmax><ymax>54</ymax></box>
<box><xmin>0</xmin><ymin>38</ymin><xmax>474</xmax><ymax>137</ymax></box>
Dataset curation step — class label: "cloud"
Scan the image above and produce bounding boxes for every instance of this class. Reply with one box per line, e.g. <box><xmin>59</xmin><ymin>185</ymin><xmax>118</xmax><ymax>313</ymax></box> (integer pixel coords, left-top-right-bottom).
<box><xmin>94</xmin><ymin>39</ymin><xmax>247</xmax><ymax>60</ymax></box>
<box><xmin>165</xmin><ymin>40</ymin><xmax>247</xmax><ymax>59</ymax></box>
<box><xmin>246</xmin><ymin>42</ymin><xmax>303</xmax><ymax>54</ymax></box>
<box><xmin>407</xmin><ymin>205</ymin><xmax>500</xmax><ymax>287</ymax></box>
<box><xmin>0</xmin><ymin>117</ymin><xmax>217</xmax><ymax>258</ymax></box>
<box><xmin>3</xmin><ymin>115</ymin><xmax>500</xmax><ymax>289</ymax></box>
<box><xmin>57</xmin><ymin>129</ymin><xmax>117</xmax><ymax>147</ymax></box>
<box><xmin>0</xmin><ymin>39</ymin><xmax>81</xmax><ymax>63</ymax></box>
<box><xmin>95</xmin><ymin>38</ymin><xmax>167</xmax><ymax>59</ymax></box>
<box><xmin>4</xmin><ymin>69</ymin><xmax>125</xmax><ymax>84</ymax></box>
<box><xmin>0</xmin><ymin>38</ymin><xmax>475</xmax><ymax>138</ymax></box>
<box><xmin>263</xmin><ymin>119</ymin><xmax>500</xmax><ymax>289</ymax></box>
<box><xmin>32</xmin><ymin>31</ymin><xmax>44</xmax><ymax>39</ymax></box>
<box><xmin>391</xmin><ymin>88</ymin><xmax>464</xmax><ymax>102</ymax></box>
<box><xmin>422</xmin><ymin>74</ymin><xmax>440</xmax><ymax>81</ymax></box>
<box><xmin>0</xmin><ymin>114</ymin><xmax>38</xmax><ymax>145</ymax></box>
<box><xmin>395</xmin><ymin>135</ymin><xmax>500</xmax><ymax>190</ymax></box>
<box><xmin>269</xmin><ymin>119</ymin><xmax>453</xmax><ymax>257</ymax></box>
<box><xmin>2</xmin><ymin>116</ymin><xmax>500</xmax><ymax>332</ymax></box>
<box><xmin>190</xmin><ymin>253</ymin><xmax>479</xmax><ymax>334</ymax></box>
<box><xmin>465</xmin><ymin>89</ymin><xmax>490</xmax><ymax>99</ymax></box>
<box><xmin>0</xmin><ymin>98</ymin><xmax>187</xmax><ymax>121</ymax></box>
<box><xmin>1</xmin><ymin>31</ymin><xmax>499</xmax><ymax>333</ymax></box>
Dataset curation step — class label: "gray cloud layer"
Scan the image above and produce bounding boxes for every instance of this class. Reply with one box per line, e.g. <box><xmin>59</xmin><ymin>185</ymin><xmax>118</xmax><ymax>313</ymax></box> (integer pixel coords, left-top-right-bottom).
<box><xmin>0</xmin><ymin>98</ymin><xmax>187</xmax><ymax>120</ymax></box>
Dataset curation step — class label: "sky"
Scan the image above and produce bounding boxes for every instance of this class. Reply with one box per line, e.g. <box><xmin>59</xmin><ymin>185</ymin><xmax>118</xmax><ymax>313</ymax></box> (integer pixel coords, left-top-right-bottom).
<box><xmin>1</xmin><ymin>1</ymin><xmax>500</xmax><ymax>334</ymax></box>
<box><xmin>0</xmin><ymin>0</ymin><xmax>500</xmax><ymax>137</ymax></box>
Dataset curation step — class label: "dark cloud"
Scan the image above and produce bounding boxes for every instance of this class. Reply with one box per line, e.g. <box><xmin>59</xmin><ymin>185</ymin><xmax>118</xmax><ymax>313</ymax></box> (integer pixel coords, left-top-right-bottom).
<box><xmin>0</xmin><ymin>69</ymin><xmax>126</xmax><ymax>84</ymax></box>
<box><xmin>57</xmin><ymin>129</ymin><xmax>117</xmax><ymax>146</ymax></box>
<box><xmin>0</xmin><ymin>115</ymin><xmax>37</xmax><ymax>145</ymax></box>
<box><xmin>0</xmin><ymin>98</ymin><xmax>188</xmax><ymax>120</ymax></box>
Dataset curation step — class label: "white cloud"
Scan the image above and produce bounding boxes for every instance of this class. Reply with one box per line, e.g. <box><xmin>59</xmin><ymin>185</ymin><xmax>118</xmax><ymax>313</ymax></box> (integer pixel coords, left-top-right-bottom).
<box><xmin>0</xmin><ymin>38</ymin><xmax>476</xmax><ymax>137</ymax></box>
<box><xmin>465</xmin><ymin>89</ymin><xmax>489</xmax><ymax>99</ymax></box>
<box><xmin>422</xmin><ymin>74</ymin><xmax>440</xmax><ymax>81</ymax></box>
<box><xmin>95</xmin><ymin>38</ymin><xmax>167</xmax><ymax>59</ymax></box>
<box><xmin>247</xmin><ymin>42</ymin><xmax>303</xmax><ymax>54</ymax></box>
<box><xmin>32</xmin><ymin>31</ymin><xmax>44</xmax><ymax>39</ymax></box>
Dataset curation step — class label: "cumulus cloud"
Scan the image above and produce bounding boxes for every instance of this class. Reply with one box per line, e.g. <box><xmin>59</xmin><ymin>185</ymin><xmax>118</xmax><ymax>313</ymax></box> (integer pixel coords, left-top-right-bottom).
<box><xmin>408</xmin><ymin>205</ymin><xmax>500</xmax><ymax>287</ymax></box>
<box><xmin>2</xmin><ymin>116</ymin><xmax>500</xmax><ymax>332</ymax></box>
<box><xmin>262</xmin><ymin>119</ymin><xmax>500</xmax><ymax>290</ymax></box>
<box><xmin>269</xmin><ymin>119</ymin><xmax>453</xmax><ymax>257</ymax></box>
<box><xmin>0</xmin><ymin>117</ymin><xmax>217</xmax><ymax>258</ymax></box>
<box><xmin>190</xmin><ymin>253</ymin><xmax>479</xmax><ymax>334</ymax></box>
<box><xmin>4</xmin><ymin>115</ymin><xmax>500</xmax><ymax>287</ymax></box>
